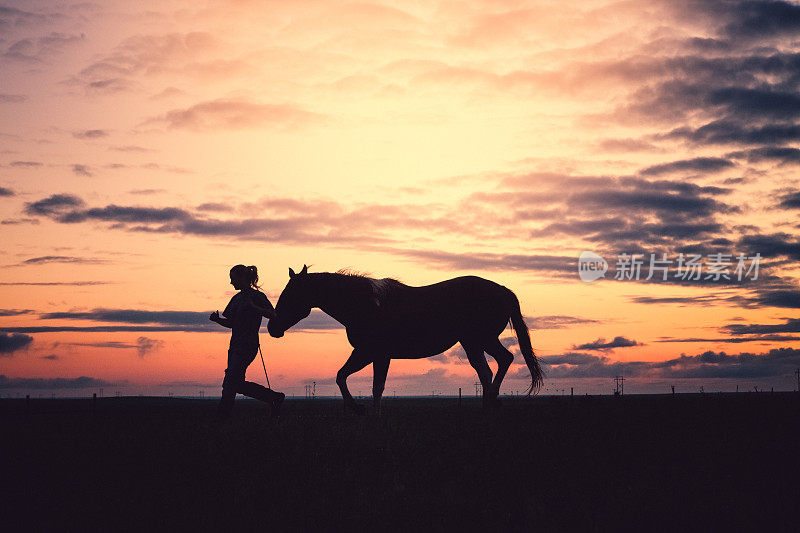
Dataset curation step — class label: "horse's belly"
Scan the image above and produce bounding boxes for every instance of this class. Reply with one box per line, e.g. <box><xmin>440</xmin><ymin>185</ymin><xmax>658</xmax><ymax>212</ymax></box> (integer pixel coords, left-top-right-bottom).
<box><xmin>348</xmin><ymin>320</ymin><xmax>458</xmax><ymax>357</ymax></box>
<box><xmin>388</xmin><ymin>338</ymin><xmax>458</xmax><ymax>359</ymax></box>
<box><xmin>382</xmin><ymin>326</ymin><xmax>458</xmax><ymax>358</ymax></box>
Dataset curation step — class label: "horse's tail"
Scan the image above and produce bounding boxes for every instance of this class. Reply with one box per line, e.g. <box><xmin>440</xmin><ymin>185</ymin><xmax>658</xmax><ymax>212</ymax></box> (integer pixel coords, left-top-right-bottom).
<box><xmin>508</xmin><ymin>290</ymin><xmax>543</xmax><ymax>396</ymax></box>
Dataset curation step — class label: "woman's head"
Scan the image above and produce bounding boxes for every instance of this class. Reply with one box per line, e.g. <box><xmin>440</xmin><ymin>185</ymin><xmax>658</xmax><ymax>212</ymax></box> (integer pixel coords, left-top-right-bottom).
<box><xmin>229</xmin><ymin>264</ymin><xmax>260</xmax><ymax>290</ymax></box>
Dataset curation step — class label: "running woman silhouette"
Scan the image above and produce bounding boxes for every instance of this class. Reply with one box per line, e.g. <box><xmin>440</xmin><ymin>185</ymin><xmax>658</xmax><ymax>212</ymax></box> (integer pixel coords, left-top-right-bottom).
<box><xmin>210</xmin><ymin>264</ymin><xmax>284</xmax><ymax>420</ymax></box>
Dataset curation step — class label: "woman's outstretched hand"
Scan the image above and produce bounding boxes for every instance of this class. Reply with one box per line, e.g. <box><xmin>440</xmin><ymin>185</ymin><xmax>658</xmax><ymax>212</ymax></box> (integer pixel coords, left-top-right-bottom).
<box><xmin>210</xmin><ymin>310</ymin><xmax>232</xmax><ymax>328</ymax></box>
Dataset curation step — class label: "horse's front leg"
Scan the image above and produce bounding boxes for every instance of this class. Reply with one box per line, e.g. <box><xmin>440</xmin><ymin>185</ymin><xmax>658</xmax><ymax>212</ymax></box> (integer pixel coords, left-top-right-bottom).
<box><xmin>336</xmin><ymin>349</ymin><xmax>372</xmax><ymax>415</ymax></box>
<box><xmin>372</xmin><ymin>356</ymin><xmax>390</xmax><ymax>414</ymax></box>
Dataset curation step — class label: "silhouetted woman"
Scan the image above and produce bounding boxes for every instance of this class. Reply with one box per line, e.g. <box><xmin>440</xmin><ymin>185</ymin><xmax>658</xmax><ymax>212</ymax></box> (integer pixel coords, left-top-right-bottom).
<box><xmin>210</xmin><ymin>264</ymin><xmax>284</xmax><ymax>420</ymax></box>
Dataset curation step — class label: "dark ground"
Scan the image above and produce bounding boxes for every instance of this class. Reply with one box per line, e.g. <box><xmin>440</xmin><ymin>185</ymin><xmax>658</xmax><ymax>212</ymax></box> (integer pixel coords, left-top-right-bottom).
<box><xmin>2</xmin><ymin>393</ymin><xmax>799</xmax><ymax>532</ymax></box>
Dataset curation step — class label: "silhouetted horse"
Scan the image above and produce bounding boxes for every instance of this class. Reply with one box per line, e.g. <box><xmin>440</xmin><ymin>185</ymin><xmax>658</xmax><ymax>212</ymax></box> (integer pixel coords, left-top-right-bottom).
<box><xmin>268</xmin><ymin>266</ymin><xmax>543</xmax><ymax>413</ymax></box>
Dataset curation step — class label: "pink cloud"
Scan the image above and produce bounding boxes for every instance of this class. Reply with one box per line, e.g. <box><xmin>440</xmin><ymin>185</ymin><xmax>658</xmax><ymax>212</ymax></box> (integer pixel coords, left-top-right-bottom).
<box><xmin>147</xmin><ymin>99</ymin><xmax>325</xmax><ymax>130</ymax></box>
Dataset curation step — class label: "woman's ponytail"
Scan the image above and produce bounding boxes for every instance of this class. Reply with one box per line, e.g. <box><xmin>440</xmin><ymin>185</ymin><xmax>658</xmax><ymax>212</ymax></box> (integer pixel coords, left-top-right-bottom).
<box><xmin>247</xmin><ymin>265</ymin><xmax>260</xmax><ymax>289</ymax></box>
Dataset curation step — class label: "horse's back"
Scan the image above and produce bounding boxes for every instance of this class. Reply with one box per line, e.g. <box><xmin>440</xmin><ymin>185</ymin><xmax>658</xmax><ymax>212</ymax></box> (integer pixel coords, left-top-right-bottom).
<box><xmin>364</xmin><ymin>275</ymin><xmax>515</xmax><ymax>357</ymax></box>
<box><xmin>406</xmin><ymin>275</ymin><xmax>513</xmax><ymax>308</ymax></box>
<box><xmin>416</xmin><ymin>275</ymin><xmax>503</xmax><ymax>290</ymax></box>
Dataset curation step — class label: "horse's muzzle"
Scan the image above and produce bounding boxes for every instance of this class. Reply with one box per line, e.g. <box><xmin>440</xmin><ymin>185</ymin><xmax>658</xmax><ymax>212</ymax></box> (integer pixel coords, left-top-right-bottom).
<box><xmin>267</xmin><ymin>321</ymin><xmax>284</xmax><ymax>338</ymax></box>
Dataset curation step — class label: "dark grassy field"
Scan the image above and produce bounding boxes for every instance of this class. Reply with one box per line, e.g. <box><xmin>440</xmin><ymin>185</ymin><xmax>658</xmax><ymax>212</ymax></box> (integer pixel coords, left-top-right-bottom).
<box><xmin>2</xmin><ymin>393</ymin><xmax>799</xmax><ymax>531</ymax></box>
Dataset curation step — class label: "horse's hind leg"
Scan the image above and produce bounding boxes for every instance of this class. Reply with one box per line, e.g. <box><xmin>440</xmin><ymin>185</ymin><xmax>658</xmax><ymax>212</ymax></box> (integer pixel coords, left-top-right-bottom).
<box><xmin>336</xmin><ymin>349</ymin><xmax>372</xmax><ymax>415</ymax></box>
<box><xmin>461</xmin><ymin>341</ymin><xmax>495</xmax><ymax>407</ymax></box>
<box><xmin>372</xmin><ymin>356</ymin><xmax>390</xmax><ymax>414</ymax></box>
<box><xmin>485</xmin><ymin>338</ymin><xmax>514</xmax><ymax>399</ymax></box>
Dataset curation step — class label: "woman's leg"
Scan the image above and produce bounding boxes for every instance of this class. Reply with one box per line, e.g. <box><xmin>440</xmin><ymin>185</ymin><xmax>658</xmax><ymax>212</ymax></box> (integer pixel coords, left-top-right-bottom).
<box><xmin>236</xmin><ymin>346</ymin><xmax>282</xmax><ymax>405</ymax></box>
<box><xmin>217</xmin><ymin>347</ymin><xmax>283</xmax><ymax>418</ymax></box>
<box><xmin>216</xmin><ymin>349</ymin><xmax>248</xmax><ymax>419</ymax></box>
<box><xmin>238</xmin><ymin>380</ymin><xmax>282</xmax><ymax>403</ymax></box>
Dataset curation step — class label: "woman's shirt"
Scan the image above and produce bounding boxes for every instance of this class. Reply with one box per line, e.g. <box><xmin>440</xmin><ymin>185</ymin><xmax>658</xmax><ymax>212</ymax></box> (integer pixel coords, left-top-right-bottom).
<box><xmin>223</xmin><ymin>287</ymin><xmax>273</xmax><ymax>352</ymax></box>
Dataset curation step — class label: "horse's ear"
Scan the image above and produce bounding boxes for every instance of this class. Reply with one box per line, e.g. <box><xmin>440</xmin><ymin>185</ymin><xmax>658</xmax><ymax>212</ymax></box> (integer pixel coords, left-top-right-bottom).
<box><xmin>301</xmin><ymin>264</ymin><xmax>308</xmax><ymax>275</ymax></box>
<box><xmin>289</xmin><ymin>267</ymin><xmax>296</xmax><ymax>278</ymax></box>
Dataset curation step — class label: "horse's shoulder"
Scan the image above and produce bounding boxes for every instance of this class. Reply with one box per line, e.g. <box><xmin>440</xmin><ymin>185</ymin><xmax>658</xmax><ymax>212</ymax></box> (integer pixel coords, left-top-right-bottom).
<box><xmin>370</xmin><ymin>277</ymin><xmax>404</xmax><ymax>294</ymax></box>
<box><xmin>381</xmin><ymin>277</ymin><xmax>406</xmax><ymax>290</ymax></box>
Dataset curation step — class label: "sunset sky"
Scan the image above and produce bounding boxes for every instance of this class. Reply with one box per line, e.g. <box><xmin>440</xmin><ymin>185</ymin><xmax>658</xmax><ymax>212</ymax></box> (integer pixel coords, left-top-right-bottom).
<box><xmin>2</xmin><ymin>0</ymin><xmax>800</xmax><ymax>397</ymax></box>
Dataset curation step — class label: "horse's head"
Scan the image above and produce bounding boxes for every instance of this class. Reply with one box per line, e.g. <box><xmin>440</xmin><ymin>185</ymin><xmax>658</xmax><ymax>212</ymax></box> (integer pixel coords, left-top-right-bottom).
<box><xmin>268</xmin><ymin>264</ymin><xmax>313</xmax><ymax>338</ymax></box>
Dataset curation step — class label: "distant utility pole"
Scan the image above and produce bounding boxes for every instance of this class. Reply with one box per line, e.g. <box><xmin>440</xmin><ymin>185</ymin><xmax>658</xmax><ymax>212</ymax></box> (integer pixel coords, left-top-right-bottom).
<box><xmin>613</xmin><ymin>375</ymin><xmax>625</xmax><ymax>396</ymax></box>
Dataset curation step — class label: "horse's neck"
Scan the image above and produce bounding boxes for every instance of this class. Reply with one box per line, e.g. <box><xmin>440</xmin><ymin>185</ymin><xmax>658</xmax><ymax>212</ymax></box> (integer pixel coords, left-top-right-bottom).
<box><xmin>312</xmin><ymin>274</ymin><xmax>372</xmax><ymax>328</ymax></box>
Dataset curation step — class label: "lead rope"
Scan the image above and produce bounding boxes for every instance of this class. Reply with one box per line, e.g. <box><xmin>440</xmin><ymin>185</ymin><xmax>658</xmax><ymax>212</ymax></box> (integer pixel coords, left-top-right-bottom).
<box><xmin>258</xmin><ymin>344</ymin><xmax>271</xmax><ymax>389</ymax></box>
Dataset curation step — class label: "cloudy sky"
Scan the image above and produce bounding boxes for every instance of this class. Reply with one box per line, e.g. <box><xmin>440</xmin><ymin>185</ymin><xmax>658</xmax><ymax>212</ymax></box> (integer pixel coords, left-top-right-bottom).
<box><xmin>1</xmin><ymin>0</ymin><xmax>799</xmax><ymax>396</ymax></box>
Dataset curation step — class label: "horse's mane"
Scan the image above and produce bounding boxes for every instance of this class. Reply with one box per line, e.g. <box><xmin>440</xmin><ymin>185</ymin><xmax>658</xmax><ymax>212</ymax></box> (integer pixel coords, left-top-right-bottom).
<box><xmin>335</xmin><ymin>268</ymin><xmax>371</xmax><ymax>278</ymax></box>
<box><xmin>333</xmin><ymin>268</ymin><xmax>403</xmax><ymax>302</ymax></box>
